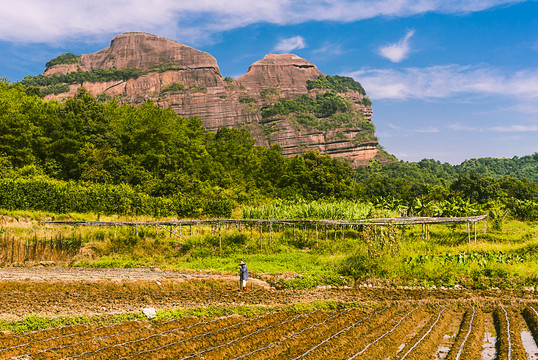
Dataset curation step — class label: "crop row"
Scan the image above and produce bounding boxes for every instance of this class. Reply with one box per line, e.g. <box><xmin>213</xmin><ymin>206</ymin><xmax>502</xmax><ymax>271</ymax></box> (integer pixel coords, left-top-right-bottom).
<box><xmin>1</xmin><ymin>305</ymin><xmax>537</xmax><ymax>360</ymax></box>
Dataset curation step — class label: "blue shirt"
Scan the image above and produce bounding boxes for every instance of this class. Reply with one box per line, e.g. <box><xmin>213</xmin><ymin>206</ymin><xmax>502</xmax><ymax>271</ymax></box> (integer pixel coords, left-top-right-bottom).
<box><xmin>239</xmin><ymin>264</ymin><xmax>249</xmax><ymax>280</ymax></box>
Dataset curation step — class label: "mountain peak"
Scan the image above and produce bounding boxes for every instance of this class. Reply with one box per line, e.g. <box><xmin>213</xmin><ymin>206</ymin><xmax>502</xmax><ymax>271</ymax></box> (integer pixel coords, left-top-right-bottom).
<box><xmin>35</xmin><ymin>33</ymin><xmax>381</xmax><ymax>166</ymax></box>
<box><xmin>45</xmin><ymin>32</ymin><xmax>219</xmax><ymax>76</ymax></box>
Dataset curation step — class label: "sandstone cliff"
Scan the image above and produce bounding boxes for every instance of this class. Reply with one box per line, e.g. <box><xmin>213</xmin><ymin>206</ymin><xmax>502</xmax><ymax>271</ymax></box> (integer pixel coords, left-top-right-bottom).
<box><xmin>41</xmin><ymin>32</ymin><xmax>381</xmax><ymax>166</ymax></box>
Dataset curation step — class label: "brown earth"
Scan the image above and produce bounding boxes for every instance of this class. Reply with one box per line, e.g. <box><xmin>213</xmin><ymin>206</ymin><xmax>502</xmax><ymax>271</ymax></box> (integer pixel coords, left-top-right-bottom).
<box><xmin>0</xmin><ymin>267</ymin><xmax>536</xmax><ymax>321</ymax></box>
<box><xmin>1</xmin><ymin>301</ymin><xmax>537</xmax><ymax>359</ymax></box>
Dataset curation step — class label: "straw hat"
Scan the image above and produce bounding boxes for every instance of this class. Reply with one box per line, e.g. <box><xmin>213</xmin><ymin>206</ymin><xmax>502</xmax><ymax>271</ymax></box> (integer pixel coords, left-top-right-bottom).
<box><xmin>239</xmin><ymin>261</ymin><xmax>245</xmax><ymax>265</ymax></box>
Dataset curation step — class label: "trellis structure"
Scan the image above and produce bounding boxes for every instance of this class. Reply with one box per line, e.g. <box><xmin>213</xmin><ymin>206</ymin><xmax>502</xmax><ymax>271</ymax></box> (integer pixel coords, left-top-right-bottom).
<box><xmin>40</xmin><ymin>214</ymin><xmax>488</xmax><ymax>247</ymax></box>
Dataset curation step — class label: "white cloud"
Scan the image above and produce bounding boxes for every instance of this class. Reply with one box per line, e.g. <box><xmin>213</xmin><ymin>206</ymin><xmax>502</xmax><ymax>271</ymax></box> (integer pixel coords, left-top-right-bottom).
<box><xmin>490</xmin><ymin>124</ymin><xmax>538</xmax><ymax>132</ymax></box>
<box><xmin>0</xmin><ymin>0</ymin><xmax>524</xmax><ymax>44</ymax></box>
<box><xmin>378</xmin><ymin>30</ymin><xmax>415</xmax><ymax>62</ymax></box>
<box><xmin>347</xmin><ymin>65</ymin><xmax>538</xmax><ymax>101</ymax></box>
<box><xmin>387</xmin><ymin>123</ymin><xmax>439</xmax><ymax>134</ymax></box>
<box><xmin>274</xmin><ymin>36</ymin><xmax>306</xmax><ymax>53</ymax></box>
<box><xmin>447</xmin><ymin>124</ymin><xmax>479</xmax><ymax>132</ymax></box>
<box><xmin>312</xmin><ymin>43</ymin><xmax>345</xmax><ymax>56</ymax></box>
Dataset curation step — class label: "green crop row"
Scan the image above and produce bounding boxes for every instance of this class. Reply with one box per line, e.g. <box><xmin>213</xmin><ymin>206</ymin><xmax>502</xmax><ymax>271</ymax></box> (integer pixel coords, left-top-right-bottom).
<box><xmin>241</xmin><ymin>198</ymin><xmax>392</xmax><ymax>220</ymax></box>
<box><xmin>0</xmin><ymin>177</ymin><xmax>232</xmax><ymax>218</ymax></box>
<box><xmin>404</xmin><ymin>251</ymin><xmax>529</xmax><ymax>267</ymax></box>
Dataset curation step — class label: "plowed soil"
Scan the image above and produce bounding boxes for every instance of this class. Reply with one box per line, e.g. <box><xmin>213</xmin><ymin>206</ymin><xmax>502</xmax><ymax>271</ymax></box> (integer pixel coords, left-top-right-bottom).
<box><xmin>0</xmin><ymin>267</ymin><xmax>537</xmax><ymax>360</ymax></box>
<box><xmin>0</xmin><ymin>267</ymin><xmax>537</xmax><ymax>321</ymax></box>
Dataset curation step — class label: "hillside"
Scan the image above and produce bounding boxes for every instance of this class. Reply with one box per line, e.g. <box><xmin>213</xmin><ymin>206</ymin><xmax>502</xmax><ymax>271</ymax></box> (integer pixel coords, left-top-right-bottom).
<box><xmin>21</xmin><ymin>32</ymin><xmax>385</xmax><ymax>166</ymax></box>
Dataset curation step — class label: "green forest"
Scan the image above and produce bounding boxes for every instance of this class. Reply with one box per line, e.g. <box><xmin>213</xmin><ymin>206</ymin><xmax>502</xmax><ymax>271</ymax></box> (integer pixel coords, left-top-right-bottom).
<box><xmin>1</xmin><ymin>78</ymin><xmax>538</xmax><ymax>220</ymax></box>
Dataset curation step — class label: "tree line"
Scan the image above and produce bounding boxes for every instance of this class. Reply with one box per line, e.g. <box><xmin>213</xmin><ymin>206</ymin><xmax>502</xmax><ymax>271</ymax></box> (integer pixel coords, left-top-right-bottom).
<box><xmin>1</xmin><ymin>78</ymin><xmax>537</xmax><ymax>219</ymax></box>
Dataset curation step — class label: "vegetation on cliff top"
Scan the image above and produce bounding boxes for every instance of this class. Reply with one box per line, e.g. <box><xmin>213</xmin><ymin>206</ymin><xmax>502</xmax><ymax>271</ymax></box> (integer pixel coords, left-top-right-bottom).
<box><xmin>261</xmin><ymin>90</ymin><xmax>375</xmax><ymax>133</ymax></box>
<box><xmin>20</xmin><ymin>67</ymin><xmax>146</xmax><ymax>89</ymax></box>
<box><xmin>307</xmin><ymin>75</ymin><xmax>366</xmax><ymax>95</ymax></box>
<box><xmin>262</xmin><ymin>91</ymin><xmax>352</xmax><ymax>119</ymax></box>
<box><xmin>45</xmin><ymin>52</ymin><xmax>81</xmax><ymax>70</ymax></box>
<box><xmin>21</xmin><ymin>61</ymin><xmax>186</xmax><ymax>96</ymax></box>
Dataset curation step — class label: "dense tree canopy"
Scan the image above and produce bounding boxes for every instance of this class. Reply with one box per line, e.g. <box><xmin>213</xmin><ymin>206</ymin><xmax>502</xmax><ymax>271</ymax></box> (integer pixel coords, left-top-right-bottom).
<box><xmin>1</xmin><ymin>78</ymin><xmax>537</xmax><ymax>219</ymax></box>
<box><xmin>0</xmin><ymin>80</ymin><xmax>361</xmax><ymax>205</ymax></box>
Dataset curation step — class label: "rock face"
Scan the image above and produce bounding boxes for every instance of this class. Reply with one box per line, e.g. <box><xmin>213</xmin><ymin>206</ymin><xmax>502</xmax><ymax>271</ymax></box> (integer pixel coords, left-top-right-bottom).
<box><xmin>235</xmin><ymin>54</ymin><xmax>323</xmax><ymax>95</ymax></box>
<box><xmin>43</xmin><ymin>32</ymin><xmax>382</xmax><ymax>166</ymax></box>
<box><xmin>45</xmin><ymin>32</ymin><xmax>219</xmax><ymax>75</ymax></box>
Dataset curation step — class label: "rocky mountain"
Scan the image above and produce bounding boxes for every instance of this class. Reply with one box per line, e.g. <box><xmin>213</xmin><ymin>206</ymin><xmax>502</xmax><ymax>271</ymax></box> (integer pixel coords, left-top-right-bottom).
<box><xmin>33</xmin><ymin>32</ymin><xmax>384</xmax><ymax>166</ymax></box>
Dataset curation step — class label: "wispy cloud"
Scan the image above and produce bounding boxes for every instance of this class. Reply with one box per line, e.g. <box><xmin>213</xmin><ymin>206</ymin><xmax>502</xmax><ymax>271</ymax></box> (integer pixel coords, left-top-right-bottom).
<box><xmin>447</xmin><ymin>121</ymin><xmax>538</xmax><ymax>133</ymax></box>
<box><xmin>447</xmin><ymin>124</ymin><xmax>480</xmax><ymax>132</ymax></box>
<box><xmin>388</xmin><ymin>123</ymin><xmax>439</xmax><ymax>134</ymax></box>
<box><xmin>348</xmin><ymin>65</ymin><xmax>538</xmax><ymax>102</ymax></box>
<box><xmin>0</xmin><ymin>0</ymin><xmax>525</xmax><ymax>44</ymax></box>
<box><xmin>490</xmin><ymin>124</ymin><xmax>538</xmax><ymax>132</ymax></box>
<box><xmin>378</xmin><ymin>30</ymin><xmax>415</xmax><ymax>62</ymax></box>
<box><xmin>312</xmin><ymin>43</ymin><xmax>345</xmax><ymax>56</ymax></box>
<box><xmin>274</xmin><ymin>36</ymin><xmax>306</xmax><ymax>53</ymax></box>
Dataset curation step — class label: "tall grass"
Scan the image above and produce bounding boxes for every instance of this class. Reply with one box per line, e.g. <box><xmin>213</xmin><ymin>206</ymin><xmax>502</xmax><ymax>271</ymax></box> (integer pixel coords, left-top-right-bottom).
<box><xmin>241</xmin><ymin>199</ymin><xmax>381</xmax><ymax>220</ymax></box>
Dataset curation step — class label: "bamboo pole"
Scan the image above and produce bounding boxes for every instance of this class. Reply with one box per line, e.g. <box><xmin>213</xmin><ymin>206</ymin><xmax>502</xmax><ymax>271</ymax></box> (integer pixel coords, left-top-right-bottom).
<box><xmin>259</xmin><ymin>224</ymin><xmax>263</xmax><ymax>251</ymax></box>
<box><xmin>270</xmin><ymin>222</ymin><xmax>273</xmax><ymax>247</ymax></box>
<box><xmin>218</xmin><ymin>222</ymin><xmax>222</xmax><ymax>254</ymax></box>
<box><xmin>334</xmin><ymin>225</ymin><xmax>337</xmax><ymax>241</ymax></box>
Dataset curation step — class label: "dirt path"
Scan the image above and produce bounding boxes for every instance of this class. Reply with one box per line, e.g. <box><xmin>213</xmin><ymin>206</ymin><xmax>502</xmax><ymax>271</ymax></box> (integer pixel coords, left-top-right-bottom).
<box><xmin>0</xmin><ymin>267</ymin><xmax>536</xmax><ymax>321</ymax></box>
<box><xmin>0</xmin><ymin>266</ymin><xmax>239</xmax><ymax>283</ymax></box>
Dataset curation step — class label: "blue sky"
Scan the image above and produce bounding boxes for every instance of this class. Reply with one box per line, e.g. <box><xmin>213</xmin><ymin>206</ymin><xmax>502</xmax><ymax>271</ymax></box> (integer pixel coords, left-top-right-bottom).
<box><xmin>1</xmin><ymin>0</ymin><xmax>537</xmax><ymax>164</ymax></box>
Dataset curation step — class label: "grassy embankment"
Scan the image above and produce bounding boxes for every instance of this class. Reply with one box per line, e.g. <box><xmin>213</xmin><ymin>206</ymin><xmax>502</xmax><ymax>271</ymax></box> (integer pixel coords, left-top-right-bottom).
<box><xmin>0</xmin><ymin>201</ymin><xmax>537</xmax><ymax>290</ymax></box>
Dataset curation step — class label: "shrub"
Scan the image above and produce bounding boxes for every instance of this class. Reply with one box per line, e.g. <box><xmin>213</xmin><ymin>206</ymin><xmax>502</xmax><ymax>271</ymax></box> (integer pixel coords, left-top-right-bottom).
<box><xmin>239</xmin><ymin>96</ymin><xmax>256</xmax><ymax>104</ymax></box>
<box><xmin>41</xmin><ymin>84</ymin><xmax>70</xmax><ymax>96</ymax></box>
<box><xmin>306</xmin><ymin>75</ymin><xmax>366</xmax><ymax>95</ymax></box>
<box><xmin>148</xmin><ymin>62</ymin><xmax>183</xmax><ymax>73</ymax></box>
<box><xmin>20</xmin><ymin>67</ymin><xmax>146</xmax><ymax>88</ymax></box>
<box><xmin>261</xmin><ymin>91</ymin><xmax>352</xmax><ymax>120</ymax></box>
<box><xmin>161</xmin><ymin>82</ymin><xmax>185</xmax><ymax>93</ymax></box>
<box><xmin>361</xmin><ymin>96</ymin><xmax>372</xmax><ymax>106</ymax></box>
<box><xmin>45</xmin><ymin>53</ymin><xmax>81</xmax><ymax>70</ymax></box>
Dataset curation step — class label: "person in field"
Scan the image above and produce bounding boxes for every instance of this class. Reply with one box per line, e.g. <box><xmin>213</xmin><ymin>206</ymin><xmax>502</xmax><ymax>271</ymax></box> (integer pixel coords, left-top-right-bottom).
<box><xmin>238</xmin><ymin>261</ymin><xmax>248</xmax><ymax>292</ymax></box>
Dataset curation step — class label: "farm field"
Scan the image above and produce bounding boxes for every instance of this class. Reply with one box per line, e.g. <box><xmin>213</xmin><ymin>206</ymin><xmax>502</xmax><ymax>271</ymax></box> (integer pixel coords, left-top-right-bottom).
<box><xmin>0</xmin><ymin>268</ymin><xmax>537</xmax><ymax>360</ymax></box>
<box><xmin>1</xmin><ymin>295</ymin><xmax>537</xmax><ymax>359</ymax></box>
<box><xmin>1</xmin><ymin>214</ymin><xmax>537</xmax><ymax>359</ymax></box>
